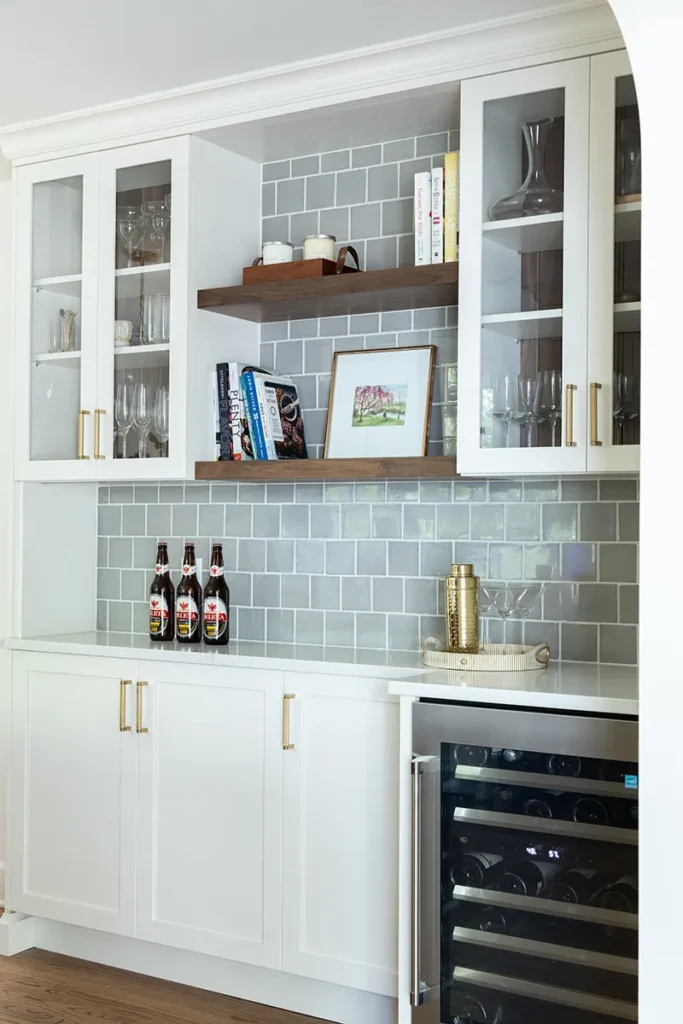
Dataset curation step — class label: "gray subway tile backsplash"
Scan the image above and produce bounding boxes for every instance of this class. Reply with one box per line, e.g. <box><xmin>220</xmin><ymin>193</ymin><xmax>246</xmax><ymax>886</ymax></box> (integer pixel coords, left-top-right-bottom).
<box><xmin>94</xmin><ymin>133</ymin><xmax>639</xmax><ymax>664</ymax></box>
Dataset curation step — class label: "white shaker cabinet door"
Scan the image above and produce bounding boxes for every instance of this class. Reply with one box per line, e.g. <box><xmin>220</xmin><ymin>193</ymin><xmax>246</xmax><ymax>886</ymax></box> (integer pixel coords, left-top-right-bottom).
<box><xmin>7</xmin><ymin>652</ymin><xmax>137</xmax><ymax>934</ymax></box>
<box><xmin>135</xmin><ymin>661</ymin><xmax>284</xmax><ymax>968</ymax></box>
<box><xmin>282</xmin><ymin>674</ymin><xmax>399</xmax><ymax>996</ymax></box>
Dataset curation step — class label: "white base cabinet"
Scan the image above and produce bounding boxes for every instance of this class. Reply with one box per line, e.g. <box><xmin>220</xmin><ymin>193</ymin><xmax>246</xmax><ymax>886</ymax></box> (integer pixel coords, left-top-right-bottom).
<box><xmin>6</xmin><ymin>651</ymin><xmax>399</xmax><ymax>1000</ymax></box>
<box><xmin>282</xmin><ymin>675</ymin><xmax>399</xmax><ymax>997</ymax></box>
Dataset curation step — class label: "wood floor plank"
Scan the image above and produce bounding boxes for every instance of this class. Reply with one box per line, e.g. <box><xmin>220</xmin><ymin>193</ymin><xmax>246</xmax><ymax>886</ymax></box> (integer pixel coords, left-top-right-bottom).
<box><xmin>0</xmin><ymin>951</ymin><xmax>333</xmax><ymax>1024</ymax></box>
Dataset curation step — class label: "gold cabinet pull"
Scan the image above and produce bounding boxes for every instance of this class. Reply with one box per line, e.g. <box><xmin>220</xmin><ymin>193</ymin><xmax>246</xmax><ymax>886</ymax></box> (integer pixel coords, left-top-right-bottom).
<box><xmin>283</xmin><ymin>693</ymin><xmax>295</xmax><ymax>751</ymax></box>
<box><xmin>564</xmin><ymin>385</ymin><xmax>577</xmax><ymax>448</ymax></box>
<box><xmin>120</xmin><ymin>680</ymin><xmax>132</xmax><ymax>732</ymax></box>
<box><xmin>590</xmin><ymin>383</ymin><xmax>602</xmax><ymax>447</ymax></box>
<box><xmin>136</xmin><ymin>681</ymin><xmax>149</xmax><ymax>734</ymax></box>
<box><xmin>94</xmin><ymin>409</ymin><xmax>106</xmax><ymax>459</ymax></box>
<box><xmin>77</xmin><ymin>410</ymin><xmax>90</xmax><ymax>459</ymax></box>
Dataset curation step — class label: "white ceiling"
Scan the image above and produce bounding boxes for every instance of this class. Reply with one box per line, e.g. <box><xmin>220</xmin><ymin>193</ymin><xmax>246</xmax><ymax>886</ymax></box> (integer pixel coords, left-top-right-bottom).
<box><xmin>0</xmin><ymin>0</ymin><xmax>601</xmax><ymax>129</ymax></box>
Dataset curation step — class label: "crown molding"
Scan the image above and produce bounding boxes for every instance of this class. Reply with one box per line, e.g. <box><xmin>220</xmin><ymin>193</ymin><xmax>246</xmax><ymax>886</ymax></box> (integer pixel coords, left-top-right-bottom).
<box><xmin>0</xmin><ymin>1</ymin><xmax>622</xmax><ymax>164</ymax></box>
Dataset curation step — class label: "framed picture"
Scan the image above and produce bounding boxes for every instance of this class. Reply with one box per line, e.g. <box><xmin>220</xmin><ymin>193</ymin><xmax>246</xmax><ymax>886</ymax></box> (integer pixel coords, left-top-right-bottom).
<box><xmin>324</xmin><ymin>346</ymin><xmax>436</xmax><ymax>459</ymax></box>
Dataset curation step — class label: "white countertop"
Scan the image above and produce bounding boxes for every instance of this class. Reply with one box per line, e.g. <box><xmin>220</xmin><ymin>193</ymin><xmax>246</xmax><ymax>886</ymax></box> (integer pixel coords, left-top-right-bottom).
<box><xmin>388</xmin><ymin>662</ymin><xmax>638</xmax><ymax>715</ymax></box>
<box><xmin>4</xmin><ymin>632</ymin><xmax>425</xmax><ymax>680</ymax></box>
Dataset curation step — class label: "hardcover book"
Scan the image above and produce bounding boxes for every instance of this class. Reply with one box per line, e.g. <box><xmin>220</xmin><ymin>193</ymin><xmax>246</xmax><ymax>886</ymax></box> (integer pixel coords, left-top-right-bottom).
<box><xmin>227</xmin><ymin>361</ymin><xmax>270</xmax><ymax>460</ymax></box>
<box><xmin>444</xmin><ymin>151</ymin><xmax>460</xmax><ymax>263</ymax></box>
<box><xmin>414</xmin><ymin>171</ymin><xmax>432</xmax><ymax>266</ymax></box>
<box><xmin>431</xmin><ymin>167</ymin><xmax>444</xmax><ymax>263</ymax></box>
<box><xmin>252</xmin><ymin>373</ymin><xmax>308</xmax><ymax>460</ymax></box>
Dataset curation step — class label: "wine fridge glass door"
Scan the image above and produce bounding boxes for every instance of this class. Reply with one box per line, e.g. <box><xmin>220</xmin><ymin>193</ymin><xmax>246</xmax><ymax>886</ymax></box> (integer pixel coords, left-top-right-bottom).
<box><xmin>412</xmin><ymin>703</ymin><xmax>638</xmax><ymax>1024</ymax></box>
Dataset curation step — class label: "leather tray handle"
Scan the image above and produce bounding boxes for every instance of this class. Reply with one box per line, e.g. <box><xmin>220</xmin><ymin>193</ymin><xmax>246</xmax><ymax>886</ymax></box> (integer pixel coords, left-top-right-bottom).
<box><xmin>336</xmin><ymin>244</ymin><xmax>361</xmax><ymax>273</ymax></box>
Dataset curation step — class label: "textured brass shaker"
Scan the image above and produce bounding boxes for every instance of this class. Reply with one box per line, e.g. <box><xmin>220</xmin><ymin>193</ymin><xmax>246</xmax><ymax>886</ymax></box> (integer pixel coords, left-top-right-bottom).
<box><xmin>444</xmin><ymin>564</ymin><xmax>480</xmax><ymax>654</ymax></box>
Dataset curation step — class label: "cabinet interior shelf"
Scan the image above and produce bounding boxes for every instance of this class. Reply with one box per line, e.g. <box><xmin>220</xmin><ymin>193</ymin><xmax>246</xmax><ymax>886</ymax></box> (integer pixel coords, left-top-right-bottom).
<box><xmin>195</xmin><ymin>455</ymin><xmax>458</xmax><ymax>481</ymax></box>
<box><xmin>33</xmin><ymin>274</ymin><xmax>82</xmax><ymax>296</ymax></box>
<box><xmin>115</xmin><ymin>263</ymin><xmax>171</xmax><ymax>277</ymax></box>
<box><xmin>614</xmin><ymin>201</ymin><xmax>641</xmax><ymax>243</ymax></box>
<box><xmin>197</xmin><ymin>262</ymin><xmax>459</xmax><ymax>323</ymax></box>
<box><xmin>34</xmin><ymin>350</ymin><xmax>81</xmax><ymax>367</ymax></box>
<box><xmin>482</xmin><ymin>309</ymin><xmax>563</xmax><ymax>339</ymax></box>
<box><xmin>613</xmin><ymin>301</ymin><xmax>641</xmax><ymax>332</ymax></box>
<box><xmin>114</xmin><ymin>342</ymin><xmax>170</xmax><ymax>368</ymax></box>
<box><xmin>482</xmin><ymin>213</ymin><xmax>563</xmax><ymax>253</ymax></box>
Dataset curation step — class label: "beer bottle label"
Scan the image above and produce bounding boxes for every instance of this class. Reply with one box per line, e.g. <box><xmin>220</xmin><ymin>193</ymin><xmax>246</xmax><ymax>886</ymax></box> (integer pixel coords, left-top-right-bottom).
<box><xmin>181</xmin><ymin>563</ymin><xmax>197</xmax><ymax>576</ymax></box>
<box><xmin>149</xmin><ymin>595</ymin><xmax>170</xmax><ymax>634</ymax></box>
<box><xmin>155</xmin><ymin>563</ymin><xmax>170</xmax><ymax>575</ymax></box>
<box><xmin>176</xmin><ymin>596</ymin><xmax>199</xmax><ymax>636</ymax></box>
<box><xmin>209</xmin><ymin>564</ymin><xmax>224</xmax><ymax>578</ymax></box>
<box><xmin>203</xmin><ymin>597</ymin><xmax>228</xmax><ymax>639</ymax></box>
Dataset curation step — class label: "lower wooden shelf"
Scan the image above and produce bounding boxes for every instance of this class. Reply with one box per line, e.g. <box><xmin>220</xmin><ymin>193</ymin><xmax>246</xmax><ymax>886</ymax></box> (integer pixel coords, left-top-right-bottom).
<box><xmin>195</xmin><ymin>455</ymin><xmax>458</xmax><ymax>481</ymax></box>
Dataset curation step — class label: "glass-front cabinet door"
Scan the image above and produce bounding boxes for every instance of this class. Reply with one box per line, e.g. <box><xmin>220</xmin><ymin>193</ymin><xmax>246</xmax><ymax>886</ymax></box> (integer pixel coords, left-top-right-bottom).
<box><xmin>15</xmin><ymin>155</ymin><xmax>99</xmax><ymax>479</ymax></box>
<box><xmin>587</xmin><ymin>51</ymin><xmax>641</xmax><ymax>472</ymax></box>
<box><xmin>96</xmin><ymin>139</ymin><xmax>188</xmax><ymax>477</ymax></box>
<box><xmin>458</xmin><ymin>59</ymin><xmax>590</xmax><ymax>475</ymax></box>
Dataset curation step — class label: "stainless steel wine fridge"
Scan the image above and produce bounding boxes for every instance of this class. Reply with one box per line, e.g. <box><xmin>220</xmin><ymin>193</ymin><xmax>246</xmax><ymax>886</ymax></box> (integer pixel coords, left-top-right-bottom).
<box><xmin>411</xmin><ymin>701</ymin><xmax>638</xmax><ymax>1024</ymax></box>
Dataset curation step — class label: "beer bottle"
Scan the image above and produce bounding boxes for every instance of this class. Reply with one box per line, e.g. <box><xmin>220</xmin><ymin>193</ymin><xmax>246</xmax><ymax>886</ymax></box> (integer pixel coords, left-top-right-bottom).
<box><xmin>176</xmin><ymin>543</ymin><xmax>202</xmax><ymax>644</ymax></box>
<box><xmin>203</xmin><ymin>543</ymin><xmax>230</xmax><ymax>646</ymax></box>
<box><xmin>149</xmin><ymin>542</ymin><xmax>174</xmax><ymax>641</ymax></box>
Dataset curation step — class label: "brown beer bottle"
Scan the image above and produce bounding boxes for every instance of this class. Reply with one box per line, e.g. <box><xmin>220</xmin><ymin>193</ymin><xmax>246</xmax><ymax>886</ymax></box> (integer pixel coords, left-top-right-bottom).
<box><xmin>175</xmin><ymin>542</ymin><xmax>202</xmax><ymax>644</ymax></box>
<box><xmin>202</xmin><ymin>543</ymin><xmax>230</xmax><ymax>646</ymax></box>
<box><xmin>149</xmin><ymin>542</ymin><xmax>175</xmax><ymax>641</ymax></box>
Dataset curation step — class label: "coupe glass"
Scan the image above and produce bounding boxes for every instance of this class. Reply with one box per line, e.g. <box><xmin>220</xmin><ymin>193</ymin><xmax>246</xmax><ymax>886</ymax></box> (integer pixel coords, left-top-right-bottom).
<box><xmin>116</xmin><ymin>206</ymin><xmax>143</xmax><ymax>268</ymax></box>
<box><xmin>492</xmin><ymin>374</ymin><xmax>520</xmax><ymax>448</ymax></box>
<box><xmin>537</xmin><ymin>369</ymin><xmax>563</xmax><ymax>447</ymax></box>
<box><xmin>153</xmin><ymin>386</ymin><xmax>170</xmax><ymax>458</ymax></box>
<box><xmin>133</xmin><ymin>381</ymin><xmax>153</xmax><ymax>458</ymax></box>
<box><xmin>489</xmin><ymin>118</ymin><xmax>564</xmax><ymax>221</ymax></box>
<box><xmin>114</xmin><ymin>381</ymin><xmax>134</xmax><ymax>458</ymax></box>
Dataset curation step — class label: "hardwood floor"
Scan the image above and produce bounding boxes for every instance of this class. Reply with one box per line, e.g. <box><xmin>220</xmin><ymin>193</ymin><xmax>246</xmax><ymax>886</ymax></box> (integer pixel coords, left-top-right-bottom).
<box><xmin>0</xmin><ymin>949</ymin><xmax>333</xmax><ymax>1024</ymax></box>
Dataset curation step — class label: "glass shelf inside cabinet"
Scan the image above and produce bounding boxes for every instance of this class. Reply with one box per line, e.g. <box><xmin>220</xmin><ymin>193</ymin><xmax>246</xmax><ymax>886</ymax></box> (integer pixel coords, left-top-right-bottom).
<box><xmin>480</xmin><ymin>89</ymin><xmax>565</xmax><ymax>452</ymax></box>
<box><xmin>30</xmin><ymin>175</ymin><xmax>84</xmax><ymax>461</ymax></box>
<box><xmin>442</xmin><ymin>743</ymin><xmax>638</xmax><ymax>1024</ymax></box>
<box><xmin>113</xmin><ymin>161</ymin><xmax>172</xmax><ymax>462</ymax></box>
<box><xmin>612</xmin><ymin>74</ymin><xmax>641</xmax><ymax>449</ymax></box>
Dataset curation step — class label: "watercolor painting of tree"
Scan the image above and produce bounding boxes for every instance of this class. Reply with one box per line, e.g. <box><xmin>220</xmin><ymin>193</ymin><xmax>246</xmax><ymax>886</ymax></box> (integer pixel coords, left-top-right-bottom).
<box><xmin>352</xmin><ymin>383</ymin><xmax>408</xmax><ymax>427</ymax></box>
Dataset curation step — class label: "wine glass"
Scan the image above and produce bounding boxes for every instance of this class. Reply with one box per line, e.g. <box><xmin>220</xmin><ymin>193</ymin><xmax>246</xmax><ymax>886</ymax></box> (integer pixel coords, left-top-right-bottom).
<box><xmin>622</xmin><ymin>374</ymin><xmax>639</xmax><ymax>439</ymax></box>
<box><xmin>153</xmin><ymin>386</ymin><xmax>170</xmax><ymax>458</ymax></box>
<box><xmin>143</xmin><ymin>200</ymin><xmax>171</xmax><ymax>263</ymax></box>
<box><xmin>613</xmin><ymin>372</ymin><xmax>625</xmax><ymax>444</ymax></box>
<box><xmin>116</xmin><ymin>206</ymin><xmax>143</xmax><ymax>268</ymax></box>
<box><xmin>537</xmin><ymin>370</ymin><xmax>562</xmax><ymax>447</ymax></box>
<box><xmin>133</xmin><ymin>381</ymin><xmax>153</xmax><ymax>458</ymax></box>
<box><xmin>114</xmin><ymin>380</ymin><xmax>134</xmax><ymax>458</ymax></box>
<box><xmin>492</xmin><ymin>375</ymin><xmax>520</xmax><ymax>448</ymax></box>
<box><xmin>517</xmin><ymin>375</ymin><xmax>540</xmax><ymax>448</ymax></box>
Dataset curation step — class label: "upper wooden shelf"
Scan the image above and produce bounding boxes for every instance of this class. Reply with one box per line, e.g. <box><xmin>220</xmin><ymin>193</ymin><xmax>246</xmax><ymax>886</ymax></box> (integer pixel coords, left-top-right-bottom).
<box><xmin>195</xmin><ymin>455</ymin><xmax>458</xmax><ymax>481</ymax></box>
<box><xmin>197</xmin><ymin>262</ymin><xmax>459</xmax><ymax>323</ymax></box>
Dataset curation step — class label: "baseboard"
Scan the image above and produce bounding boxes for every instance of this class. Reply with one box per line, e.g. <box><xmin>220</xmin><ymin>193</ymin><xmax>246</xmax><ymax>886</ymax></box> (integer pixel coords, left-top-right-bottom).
<box><xmin>34</xmin><ymin>919</ymin><xmax>396</xmax><ymax>1024</ymax></box>
<box><xmin>0</xmin><ymin>912</ymin><xmax>36</xmax><ymax>956</ymax></box>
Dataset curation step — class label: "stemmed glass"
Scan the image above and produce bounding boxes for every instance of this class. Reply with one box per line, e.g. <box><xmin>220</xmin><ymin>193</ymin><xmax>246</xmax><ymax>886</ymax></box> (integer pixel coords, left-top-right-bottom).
<box><xmin>517</xmin><ymin>375</ymin><xmax>540</xmax><ymax>448</ymax></box>
<box><xmin>492</xmin><ymin>375</ymin><xmax>520</xmax><ymax>448</ymax></box>
<box><xmin>613</xmin><ymin>372</ymin><xmax>635</xmax><ymax>444</ymax></box>
<box><xmin>622</xmin><ymin>374</ymin><xmax>639</xmax><ymax>438</ymax></box>
<box><xmin>114</xmin><ymin>381</ymin><xmax>134</xmax><ymax>458</ymax></box>
<box><xmin>481</xmin><ymin>582</ymin><xmax>545</xmax><ymax>649</ymax></box>
<box><xmin>153</xmin><ymin>386</ymin><xmax>170</xmax><ymax>458</ymax></box>
<box><xmin>143</xmin><ymin>200</ymin><xmax>171</xmax><ymax>263</ymax></box>
<box><xmin>116</xmin><ymin>206</ymin><xmax>143</xmax><ymax>268</ymax></box>
<box><xmin>133</xmin><ymin>381</ymin><xmax>152</xmax><ymax>458</ymax></box>
<box><xmin>537</xmin><ymin>370</ymin><xmax>562</xmax><ymax>447</ymax></box>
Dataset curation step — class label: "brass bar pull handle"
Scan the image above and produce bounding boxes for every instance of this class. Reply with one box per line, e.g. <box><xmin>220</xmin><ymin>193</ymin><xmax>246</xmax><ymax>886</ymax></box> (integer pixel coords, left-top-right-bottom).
<box><xmin>283</xmin><ymin>693</ymin><xmax>295</xmax><ymax>750</ymax></box>
<box><xmin>136</xmin><ymin>681</ymin><xmax>149</xmax><ymax>734</ymax></box>
<box><xmin>120</xmin><ymin>680</ymin><xmax>132</xmax><ymax>732</ymax></box>
<box><xmin>590</xmin><ymin>383</ymin><xmax>602</xmax><ymax>447</ymax></box>
<box><xmin>94</xmin><ymin>409</ymin><xmax>106</xmax><ymax>459</ymax></box>
<box><xmin>77</xmin><ymin>410</ymin><xmax>90</xmax><ymax>459</ymax></box>
<box><xmin>564</xmin><ymin>385</ymin><xmax>577</xmax><ymax>448</ymax></box>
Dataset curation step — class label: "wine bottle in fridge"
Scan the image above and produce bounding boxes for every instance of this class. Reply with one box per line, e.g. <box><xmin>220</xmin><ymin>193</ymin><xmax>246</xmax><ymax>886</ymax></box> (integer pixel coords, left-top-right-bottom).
<box><xmin>548</xmin><ymin>868</ymin><xmax>607</xmax><ymax>905</ymax></box>
<box><xmin>494</xmin><ymin>859</ymin><xmax>561</xmax><ymax>897</ymax></box>
<box><xmin>546</xmin><ymin>753</ymin><xmax>582</xmax><ymax>777</ymax></box>
<box><xmin>598</xmin><ymin>875</ymin><xmax>638</xmax><ymax>913</ymax></box>
<box><xmin>451</xmin><ymin>853</ymin><xmax>503</xmax><ymax>888</ymax></box>
<box><xmin>571</xmin><ymin>796</ymin><xmax>610</xmax><ymax>825</ymax></box>
<box><xmin>523</xmin><ymin>791</ymin><xmax>568</xmax><ymax>819</ymax></box>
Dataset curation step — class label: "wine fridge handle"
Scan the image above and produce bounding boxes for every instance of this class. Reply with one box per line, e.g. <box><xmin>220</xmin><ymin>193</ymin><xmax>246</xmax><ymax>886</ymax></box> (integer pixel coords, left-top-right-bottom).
<box><xmin>410</xmin><ymin>758</ymin><xmax>423</xmax><ymax>1008</ymax></box>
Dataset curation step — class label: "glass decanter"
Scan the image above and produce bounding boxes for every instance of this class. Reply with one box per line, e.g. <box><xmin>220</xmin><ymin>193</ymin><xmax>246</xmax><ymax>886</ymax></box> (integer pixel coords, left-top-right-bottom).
<box><xmin>489</xmin><ymin>117</ymin><xmax>564</xmax><ymax>221</ymax></box>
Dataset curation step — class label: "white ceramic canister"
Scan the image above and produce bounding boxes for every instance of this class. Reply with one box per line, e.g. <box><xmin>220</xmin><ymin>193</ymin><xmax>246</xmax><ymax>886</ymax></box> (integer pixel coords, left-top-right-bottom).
<box><xmin>303</xmin><ymin>234</ymin><xmax>336</xmax><ymax>261</ymax></box>
<box><xmin>262</xmin><ymin>241</ymin><xmax>294</xmax><ymax>265</ymax></box>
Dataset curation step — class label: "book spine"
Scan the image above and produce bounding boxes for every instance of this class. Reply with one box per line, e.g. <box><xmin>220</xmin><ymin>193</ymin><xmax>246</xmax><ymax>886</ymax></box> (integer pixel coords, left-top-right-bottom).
<box><xmin>444</xmin><ymin>151</ymin><xmax>459</xmax><ymax>263</ymax></box>
<box><xmin>414</xmin><ymin>172</ymin><xmax>432</xmax><ymax>266</ymax></box>
<box><xmin>242</xmin><ymin>373</ymin><xmax>268</xmax><ymax>460</ymax></box>
<box><xmin>228</xmin><ymin>362</ymin><xmax>245</xmax><ymax>460</ymax></box>
<box><xmin>211</xmin><ymin>370</ymin><xmax>220</xmax><ymax>460</ymax></box>
<box><xmin>431</xmin><ymin>167</ymin><xmax>444</xmax><ymax>264</ymax></box>
<box><xmin>254</xmin><ymin>378</ymin><xmax>277</xmax><ymax>459</ymax></box>
<box><xmin>216</xmin><ymin>363</ymin><xmax>232</xmax><ymax>460</ymax></box>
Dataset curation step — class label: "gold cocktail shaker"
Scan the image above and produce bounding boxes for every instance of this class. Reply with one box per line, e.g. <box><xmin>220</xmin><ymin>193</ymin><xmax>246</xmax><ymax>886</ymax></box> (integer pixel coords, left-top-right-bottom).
<box><xmin>444</xmin><ymin>564</ymin><xmax>480</xmax><ymax>653</ymax></box>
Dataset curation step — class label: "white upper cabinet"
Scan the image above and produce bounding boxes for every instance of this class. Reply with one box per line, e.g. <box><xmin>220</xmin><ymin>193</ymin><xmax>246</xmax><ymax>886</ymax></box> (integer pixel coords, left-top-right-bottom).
<box><xmin>14</xmin><ymin>136</ymin><xmax>260</xmax><ymax>482</ymax></box>
<box><xmin>587</xmin><ymin>50</ymin><xmax>640</xmax><ymax>472</ymax></box>
<box><xmin>458</xmin><ymin>52</ymin><xmax>640</xmax><ymax>475</ymax></box>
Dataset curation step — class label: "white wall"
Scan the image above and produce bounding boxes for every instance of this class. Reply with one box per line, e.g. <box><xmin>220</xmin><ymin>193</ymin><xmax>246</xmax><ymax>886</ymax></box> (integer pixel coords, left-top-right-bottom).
<box><xmin>608</xmin><ymin>4</ymin><xmax>683</xmax><ymax>1024</ymax></box>
<box><xmin>0</xmin><ymin>158</ymin><xmax>12</xmax><ymax>906</ymax></box>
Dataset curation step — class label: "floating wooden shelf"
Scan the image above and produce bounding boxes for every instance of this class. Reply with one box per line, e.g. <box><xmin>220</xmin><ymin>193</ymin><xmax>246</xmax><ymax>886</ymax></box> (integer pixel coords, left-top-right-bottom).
<box><xmin>197</xmin><ymin>262</ymin><xmax>459</xmax><ymax>323</ymax></box>
<box><xmin>195</xmin><ymin>455</ymin><xmax>458</xmax><ymax>481</ymax></box>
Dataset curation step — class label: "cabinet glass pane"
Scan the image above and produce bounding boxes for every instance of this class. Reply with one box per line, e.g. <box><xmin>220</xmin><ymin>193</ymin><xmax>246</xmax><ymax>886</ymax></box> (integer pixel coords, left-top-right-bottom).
<box><xmin>613</xmin><ymin>75</ymin><xmax>640</xmax><ymax>448</ymax></box>
<box><xmin>30</xmin><ymin>176</ymin><xmax>84</xmax><ymax>461</ymax></box>
<box><xmin>442</xmin><ymin>742</ymin><xmax>638</xmax><ymax>1024</ymax></box>
<box><xmin>113</xmin><ymin>161</ymin><xmax>171</xmax><ymax>461</ymax></box>
<box><xmin>481</xmin><ymin>90</ymin><xmax>565</xmax><ymax>450</ymax></box>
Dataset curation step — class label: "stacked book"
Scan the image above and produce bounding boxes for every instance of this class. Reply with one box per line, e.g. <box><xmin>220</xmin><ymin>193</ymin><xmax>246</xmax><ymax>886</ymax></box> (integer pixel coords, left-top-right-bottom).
<box><xmin>212</xmin><ymin>363</ymin><xmax>308</xmax><ymax>461</ymax></box>
<box><xmin>414</xmin><ymin>151</ymin><xmax>459</xmax><ymax>266</ymax></box>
